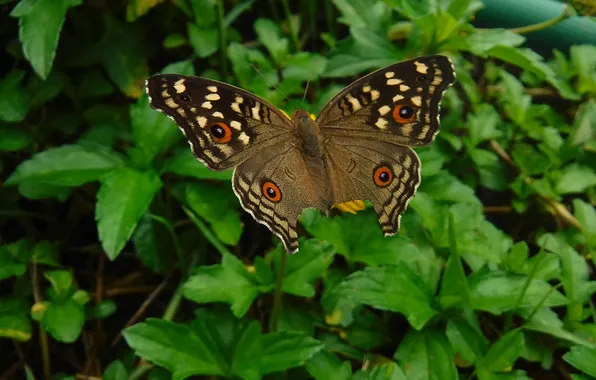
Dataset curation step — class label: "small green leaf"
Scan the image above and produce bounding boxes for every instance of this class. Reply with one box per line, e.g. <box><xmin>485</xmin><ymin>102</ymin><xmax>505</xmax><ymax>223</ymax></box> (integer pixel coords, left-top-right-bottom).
<box><xmin>332</xmin><ymin>0</ymin><xmax>389</xmax><ymax>30</ymax></box>
<box><xmin>553</xmin><ymin>164</ymin><xmax>596</xmax><ymax>194</ymax></box>
<box><xmin>181</xmin><ymin>182</ymin><xmax>242</xmax><ymax>245</ymax></box>
<box><xmin>477</xmin><ymin>329</ymin><xmax>525</xmax><ymax>373</ymax></box>
<box><xmin>0</xmin><ymin>125</ymin><xmax>32</xmax><ymax>151</ymax></box>
<box><xmin>0</xmin><ymin>240</ymin><xmax>28</xmax><ymax>280</ymax></box>
<box><xmin>333</xmin><ymin>263</ymin><xmax>437</xmax><ymax>330</ymax></box>
<box><xmin>41</xmin><ymin>299</ymin><xmax>85</xmax><ymax>343</ymax></box>
<box><xmin>445</xmin><ymin>316</ymin><xmax>488</xmax><ymax>365</ymax></box>
<box><xmin>464</xmin><ymin>29</ymin><xmax>525</xmax><ymax>56</ymax></box>
<box><xmin>563</xmin><ymin>346</ymin><xmax>596</xmax><ymax>377</ymax></box>
<box><xmin>183</xmin><ymin>253</ymin><xmax>265</xmax><ymax>317</ymax></box>
<box><xmin>96</xmin><ymin>168</ymin><xmax>162</xmax><ymax>260</ymax></box>
<box><xmin>44</xmin><ymin>270</ymin><xmax>73</xmax><ymax>296</ymax></box>
<box><xmin>6</xmin><ymin>144</ymin><xmax>124</xmax><ymax>187</ymax></box>
<box><xmin>164</xmin><ymin>149</ymin><xmax>233</xmax><ymax>180</ymax></box>
<box><xmin>274</xmin><ymin>239</ymin><xmax>335</xmax><ymax>297</ymax></box>
<box><xmin>258</xmin><ymin>331</ymin><xmax>324</xmax><ymax>375</ymax></box>
<box><xmin>187</xmin><ymin>23</ymin><xmax>219</xmax><ymax>58</ymax></box>
<box><xmin>360</xmin><ymin>362</ymin><xmax>407</xmax><ymax>380</ymax></box>
<box><xmin>466</xmin><ymin>104</ymin><xmax>502</xmax><ymax>145</ymax></box>
<box><xmin>511</xmin><ymin>143</ymin><xmax>551</xmax><ymax>176</ymax></box>
<box><xmin>0</xmin><ymin>70</ymin><xmax>29</xmax><ymax>122</ymax></box>
<box><xmin>100</xmin><ymin>17</ymin><xmax>149</xmax><ymax>98</ymax></box>
<box><xmin>132</xmin><ymin>213</ymin><xmax>175</xmax><ymax>274</ymax></box>
<box><xmin>254</xmin><ymin>18</ymin><xmax>289</xmax><ymax>65</ymax></box>
<box><xmin>395</xmin><ymin>328</ymin><xmax>457</xmax><ymax>379</ymax></box>
<box><xmin>103</xmin><ymin>360</ymin><xmax>128</xmax><ymax>380</ymax></box>
<box><xmin>11</xmin><ymin>0</ymin><xmax>82</xmax><ymax>79</ymax></box>
<box><xmin>126</xmin><ymin>0</ymin><xmax>165</xmax><ymax>21</ymax></box>
<box><xmin>306</xmin><ymin>351</ymin><xmax>352</xmax><ymax>380</ymax></box>
<box><xmin>573</xmin><ymin>199</ymin><xmax>596</xmax><ymax>248</ymax></box>
<box><xmin>131</xmin><ymin>94</ymin><xmax>182</xmax><ymax>164</ymax></box>
<box><xmin>0</xmin><ymin>296</ymin><xmax>31</xmax><ymax>342</ymax></box>
<box><xmin>469</xmin><ymin>271</ymin><xmax>568</xmax><ymax>314</ymax></box>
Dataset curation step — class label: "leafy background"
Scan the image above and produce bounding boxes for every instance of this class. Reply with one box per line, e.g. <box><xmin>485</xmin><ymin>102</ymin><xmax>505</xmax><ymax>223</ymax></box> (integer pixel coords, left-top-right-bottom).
<box><xmin>1</xmin><ymin>0</ymin><xmax>596</xmax><ymax>379</ymax></box>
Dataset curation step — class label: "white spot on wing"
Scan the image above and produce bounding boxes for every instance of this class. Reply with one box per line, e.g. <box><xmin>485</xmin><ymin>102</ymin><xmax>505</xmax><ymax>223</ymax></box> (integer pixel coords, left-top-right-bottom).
<box><xmin>201</xmin><ymin>101</ymin><xmax>212</xmax><ymax>109</ymax></box>
<box><xmin>165</xmin><ymin>98</ymin><xmax>179</xmax><ymax>108</ymax></box>
<box><xmin>197</xmin><ymin>116</ymin><xmax>207</xmax><ymax>128</ymax></box>
<box><xmin>385</xmin><ymin>72</ymin><xmax>395</xmax><ymax>78</ymax></box>
<box><xmin>393</xmin><ymin>94</ymin><xmax>404</xmax><ymax>103</ymax></box>
<box><xmin>399</xmin><ymin>85</ymin><xmax>410</xmax><ymax>92</ymax></box>
<box><xmin>414</xmin><ymin>61</ymin><xmax>429</xmax><ymax>74</ymax></box>
<box><xmin>206</xmin><ymin>93</ymin><xmax>220</xmax><ymax>101</ymax></box>
<box><xmin>230</xmin><ymin>120</ymin><xmax>242</xmax><ymax>130</ymax></box>
<box><xmin>207</xmin><ymin>86</ymin><xmax>218</xmax><ymax>92</ymax></box>
<box><xmin>375</xmin><ymin>118</ymin><xmax>388</xmax><ymax>129</ymax></box>
<box><xmin>238</xmin><ymin>132</ymin><xmax>250</xmax><ymax>145</ymax></box>
<box><xmin>411</xmin><ymin>96</ymin><xmax>422</xmax><ymax>107</ymax></box>
<box><xmin>378</xmin><ymin>105</ymin><xmax>391</xmax><ymax>116</ymax></box>
<box><xmin>174</xmin><ymin>79</ymin><xmax>186</xmax><ymax>93</ymax></box>
<box><xmin>346</xmin><ymin>94</ymin><xmax>362</xmax><ymax>111</ymax></box>
<box><xmin>212</xmin><ymin>111</ymin><xmax>224</xmax><ymax>118</ymax></box>
<box><xmin>387</xmin><ymin>78</ymin><xmax>403</xmax><ymax>86</ymax></box>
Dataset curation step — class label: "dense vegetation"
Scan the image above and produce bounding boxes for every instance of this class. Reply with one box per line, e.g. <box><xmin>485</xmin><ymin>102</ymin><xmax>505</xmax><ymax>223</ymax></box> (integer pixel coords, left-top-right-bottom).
<box><xmin>1</xmin><ymin>0</ymin><xmax>595</xmax><ymax>379</ymax></box>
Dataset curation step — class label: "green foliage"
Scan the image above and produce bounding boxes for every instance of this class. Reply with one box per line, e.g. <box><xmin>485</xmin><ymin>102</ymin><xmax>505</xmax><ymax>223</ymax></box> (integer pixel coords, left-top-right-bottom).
<box><xmin>1</xmin><ymin>0</ymin><xmax>595</xmax><ymax>379</ymax></box>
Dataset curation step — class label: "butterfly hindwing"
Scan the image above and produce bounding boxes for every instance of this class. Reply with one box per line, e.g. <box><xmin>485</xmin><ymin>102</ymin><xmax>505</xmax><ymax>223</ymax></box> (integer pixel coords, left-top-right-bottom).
<box><xmin>146</xmin><ymin>74</ymin><xmax>293</xmax><ymax>170</ymax></box>
<box><xmin>317</xmin><ymin>55</ymin><xmax>456</xmax><ymax>147</ymax></box>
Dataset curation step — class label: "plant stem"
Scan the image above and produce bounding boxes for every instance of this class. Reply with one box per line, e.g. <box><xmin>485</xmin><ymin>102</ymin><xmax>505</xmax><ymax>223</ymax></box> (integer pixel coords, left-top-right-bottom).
<box><xmin>508</xmin><ymin>6</ymin><xmax>572</xmax><ymax>35</ymax></box>
<box><xmin>216</xmin><ymin>0</ymin><xmax>228</xmax><ymax>81</ymax></box>
<box><xmin>281</xmin><ymin>0</ymin><xmax>300</xmax><ymax>51</ymax></box>
<box><xmin>183</xmin><ymin>206</ymin><xmax>233</xmax><ymax>257</ymax></box>
<box><xmin>270</xmin><ymin>250</ymin><xmax>288</xmax><ymax>332</ymax></box>
<box><xmin>149</xmin><ymin>213</ymin><xmax>185</xmax><ymax>270</ymax></box>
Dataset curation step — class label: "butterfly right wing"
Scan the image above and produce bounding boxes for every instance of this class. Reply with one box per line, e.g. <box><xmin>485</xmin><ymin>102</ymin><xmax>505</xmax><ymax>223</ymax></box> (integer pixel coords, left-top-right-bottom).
<box><xmin>146</xmin><ymin>74</ymin><xmax>294</xmax><ymax>170</ymax></box>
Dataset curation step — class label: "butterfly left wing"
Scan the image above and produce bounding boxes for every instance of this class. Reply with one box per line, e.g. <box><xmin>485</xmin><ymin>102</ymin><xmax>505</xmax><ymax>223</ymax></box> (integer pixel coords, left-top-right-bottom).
<box><xmin>146</xmin><ymin>74</ymin><xmax>294</xmax><ymax>170</ymax></box>
<box><xmin>316</xmin><ymin>55</ymin><xmax>455</xmax><ymax>147</ymax></box>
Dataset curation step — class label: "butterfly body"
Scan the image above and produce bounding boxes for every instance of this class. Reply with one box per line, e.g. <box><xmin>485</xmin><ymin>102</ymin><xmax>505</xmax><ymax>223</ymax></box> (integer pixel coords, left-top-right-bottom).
<box><xmin>146</xmin><ymin>55</ymin><xmax>456</xmax><ymax>253</ymax></box>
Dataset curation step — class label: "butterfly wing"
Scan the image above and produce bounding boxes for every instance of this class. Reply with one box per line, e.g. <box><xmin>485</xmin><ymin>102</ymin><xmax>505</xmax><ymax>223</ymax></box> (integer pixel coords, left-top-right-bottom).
<box><xmin>317</xmin><ymin>55</ymin><xmax>456</xmax><ymax>147</ymax></box>
<box><xmin>232</xmin><ymin>141</ymin><xmax>324</xmax><ymax>253</ymax></box>
<box><xmin>146</xmin><ymin>74</ymin><xmax>294</xmax><ymax>170</ymax></box>
<box><xmin>325</xmin><ymin>138</ymin><xmax>420</xmax><ymax>236</ymax></box>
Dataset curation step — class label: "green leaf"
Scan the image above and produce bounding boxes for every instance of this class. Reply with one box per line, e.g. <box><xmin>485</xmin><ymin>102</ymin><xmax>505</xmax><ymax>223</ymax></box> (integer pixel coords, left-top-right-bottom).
<box><xmin>164</xmin><ymin>149</ymin><xmax>233</xmax><ymax>180</ymax></box>
<box><xmin>100</xmin><ymin>17</ymin><xmax>148</xmax><ymax>98</ymax></box>
<box><xmin>254</xmin><ymin>18</ymin><xmax>289</xmax><ymax>65</ymax></box>
<box><xmin>41</xmin><ymin>299</ymin><xmax>85</xmax><ymax>343</ymax></box>
<box><xmin>511</xmin><ymin>143</ymin><xmax>551</xmax><ymax>176</ymax></box>
<box><xmin>359</xmin><ymin>362</ymin><xmax>408</xmax><ymax>380</ymax></box>
<box><xmin>181</xmin><ymin>182</ymin><xmax>242</xmax><ymax>245</ymax></box>
<box><xmin>333</xmin><ymin>263</ymin><xmax>438</xmax><ymax>330</ymax></box>
<box><xmin>123</xmin><ymin>318</ymin><xmax>224</xmax><ymax>378</ymax></box>
<box><xmin>570</xmin><ymin>45</ymin><xmax>596</xmax><ymax>95</ymax></box>
<box><xmin>130</xmin><ymin>94</ymin><xmax>182</xmax><ymax>164</ymax></box>
<box><xmin>573</xmin><ymin>199</ymin><xmax>596</xmax><ymax>248</ymax></box>
<box><xmin>464</xmin><ymin>29</ymin><xmax>525</xmax><ymax>56</ymax></box>
<box><xmin>126</xmin><ymin>0</ymin><xmax>165</xmax><ymax>21</ymax></box>
<box><xmin>0</xmin><ymin>125</ymin><xmax>32</xmax><ymax>151</ymax></box>
<box><xmin>183</xmin><ymin>253</ymin><xmax>266</xmax><ymax>317</ymax></box>
<box><xmin>258</xmin><ymin>331</ymin><xmax>323</xmax><ymax>375</ymax></box>
<box><xmin>563</xmin><ymin>346</ymin><xmax>596</xmax><ymax>377</ymax></box>
<box><xmin>132</xmin><ymin>213</ymin><xmax>175</xmax><ymax>274</ymax></box>
<box><xmin>488</xmin><ymin>46</ymin><xmax>579</xmax><ymax>101</ymax></box>
<box><xmin>537</xmin><ymin>233</ymin><xmax>596</xmax><ymax>322</ymax></box>
<box><xmin>187</xmin><ymin>23</ymin><xmax>219</xmax><ymax>58</ymax></box>
<box><xmin>571</xmin><ymin>100</ymin><xmax>596</xmax><ymax>146</ymax></box>
<box><xmin>445</xmin><ymin>316</ymin><xmax>488</xmax><ymax>365</ymax></box>
<box><xmin>96</xmin><ymin>168</ymin><xmax>162</xmax><ymax>260</ymax></box>
<box><xmin>190</xmin><ymin>0</ymin><xmax>216</xmax><ymax>25</ymax></box>
<box><xmin>11</xmin><ymin>0</ymin><xmax>82</xmax><ymax>79</ymax></box>
<box><xmin>394</xmin><ymin>328</ymin><xmax>457</xmax><ymax>380</ymax></box>
<box><xmin>439</xmin><ymin>248</ymin><xmax>471</xmax><ymax>309</ymax></box>
<box><xmin>103</xmin><ymin>360</ymin><xmax>128</xmax><ymax>380</ymax></box>
<box><xmin>0</xmin><ymin>296</ymin><xmax>31</xmax><ymax>342</ymax></box>
<box><xmin>553</xmin><ymin>163</ymin><xmax>596</xmax><ymax>194</ymax></box>
<box><xmin>6</xmin><ymin>144</ymin><xmax>124</xmax><ymax>187</ymax></box>
<box><xmin>332</xmin><ymin>0</ymin><xmax>389</xmax><ymax>30</ymax></box>
<box><xmin>466</xmin><ymin>104</ymin><xmax>502</xmax><ymax>145</ymax></box>
<box><xmin>273</xmin><ymin>239</ymin><xmax>335</xmax><ymax>297</ymax></box>
<box><xmin>306</xmin><ymin>351</ymin><xmax>352</xmax><ymax>380</ymax></box>
<box><xmin>0</xmin><ymin>240</ymin><xmax>29</xmax><ymax>280</ymax></box>
<box><xmin>0</xmin><ymin>70</ymin><xmax>29</xmax><ymax>122</ymax></box>
<box><xmin>469</xmin><ymin>271</ymin><xmax>568</xmax><ymax>314</ymax></box>
<box><xmin>477</xmin><ymin>329</ymin><xmax>525</xmax><ymax>374</ymax></box>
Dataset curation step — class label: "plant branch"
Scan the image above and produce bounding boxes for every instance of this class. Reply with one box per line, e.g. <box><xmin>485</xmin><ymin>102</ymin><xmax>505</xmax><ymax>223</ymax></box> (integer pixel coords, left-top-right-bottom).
<box><xmin>270</xmin><ymin>250</ymin><xmax>288</xmax><ymax>332</ymax></box>
<box><xmin>490</xmin><ymin>140</ymin><xmax>583</xmax><ymax>230</ymax></box>
<box><xmin>508</xmin><ymin>6</ymin><xmax>573</xmax><ymax>35</ymax></box>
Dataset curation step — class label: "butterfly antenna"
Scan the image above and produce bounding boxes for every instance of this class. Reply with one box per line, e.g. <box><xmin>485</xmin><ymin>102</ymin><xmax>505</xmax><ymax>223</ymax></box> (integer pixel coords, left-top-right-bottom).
<box><xmin>302</xmin><ymin>55</ymin><xmax>318</xmax><ymax>103</ymax></box>
<box><xmin>250</xmin><ymin>64</ymin><xmax>300</xmax><ymax>112</ymax></box>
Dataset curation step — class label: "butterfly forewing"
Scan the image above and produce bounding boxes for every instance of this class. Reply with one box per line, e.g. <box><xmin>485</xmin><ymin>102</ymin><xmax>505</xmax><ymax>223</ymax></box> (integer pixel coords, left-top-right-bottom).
<box><xmin>146</xmin><ymin>74</ymin><xmax>293</xmax><ymax>170</ymax></box>
<box><xmin>317</xmin><ymin>55</ymin><xmax>456</xmax><ymax>147</ymax></box>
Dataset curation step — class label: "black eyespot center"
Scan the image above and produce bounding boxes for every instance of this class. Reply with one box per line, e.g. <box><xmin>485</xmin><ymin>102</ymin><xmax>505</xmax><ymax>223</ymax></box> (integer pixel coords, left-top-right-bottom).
<box><xmin>416</xmin><ymin>74</ymin><xmax>428</xmax><ymax>83</ymax></box>
<box><xmin>210</xmin><ymin>125</ymin><xmax>225</xmax><ymax>138</ymax></box>
<box><xmin>379</xmin><ymin>171</ymin><xmax>390</xmax><ymax>183</ymax></box>
<box><xmin>400</xmin><ymin>105</ymin><xmax>414</xmax><ymax>118</ymax></box>
<box><xmin>179</xmin><ymin>94</ymin><xmax>191</xmax><ymax>102</ymax></box>
<box><xmin>267</xmin><ymin>187</ymin><xmax>276</xmax><ymax>197</ymax></box>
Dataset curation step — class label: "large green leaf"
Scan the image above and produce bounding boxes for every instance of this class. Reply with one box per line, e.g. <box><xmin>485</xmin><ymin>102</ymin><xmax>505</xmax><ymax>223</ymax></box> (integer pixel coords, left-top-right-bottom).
<box><xmin>394</xmin><ymin>328</ymin><xmax>457</xmax><ymax>380</ymax></box>
<box><xmin>96</xmin><ymin>168</ymin><xmax>162</xmax><ymax>260</ymax></box>
<box><xmin>332</xmin><ymin>263</ymin><xmax>438</xmax><ymax>330</ymax></box>
<box><xmin>477</xmin><ymin>329</ymin><xmax>525</xmax><ymax>375</ymax></box>
<box><xmin>6</xmin><ymin>144</ymin><xmax>124</xmax><ymax>187</ymax></box>
<box><xmin>0</xmin><ymin>70</ymin><xmax>30</xmax><ymax>122</ymax></box>
<box><xmin>11</xmin><ymin>0</ymin><xmax>82</xmax><ymax>79</ymax></box>
<box><xmin>563</xmin><ymin>346</ymin><xmax>596</xmax><ymax>377</ymax></box>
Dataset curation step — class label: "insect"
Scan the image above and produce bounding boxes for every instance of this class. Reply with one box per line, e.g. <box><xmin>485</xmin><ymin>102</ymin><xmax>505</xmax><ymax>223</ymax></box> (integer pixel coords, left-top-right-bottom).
<box><xmin>146</xmin><ymin>55</ymin><xmax>456</xmax><ymax>253</ymax></box>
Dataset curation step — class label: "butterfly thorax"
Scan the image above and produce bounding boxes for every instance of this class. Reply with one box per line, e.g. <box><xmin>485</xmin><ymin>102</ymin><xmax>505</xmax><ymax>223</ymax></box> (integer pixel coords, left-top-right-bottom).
<box><xmin>292</xmin><ymin>109</ymin><xmax>333</xmax><ymax>211</ymax></box>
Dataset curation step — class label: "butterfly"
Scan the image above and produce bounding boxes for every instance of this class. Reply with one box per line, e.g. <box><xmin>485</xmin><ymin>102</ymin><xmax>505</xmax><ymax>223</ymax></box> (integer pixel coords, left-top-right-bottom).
<box><xmin>146</xmin><ymin>55</ymin><xmax>456</xmax><ymax>253</ymax></box>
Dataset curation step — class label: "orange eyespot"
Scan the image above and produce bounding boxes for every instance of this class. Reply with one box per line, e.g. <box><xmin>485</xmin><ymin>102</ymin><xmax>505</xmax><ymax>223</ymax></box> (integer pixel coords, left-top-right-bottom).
<box><xmin>373</xmin><ymin>165</ymin><xmax>394</xmax><ymax>187</ymax></box>
<box><xmin>392</xmin><ymin>103</ymin><xmax>416</xmax><ymax>124</ymax></box>
<box><xmin>262</xmin><ymin>181</ymin><xmax>282</xmax><ymax>202</ymax></box>
<box><xmin>209</xmin><ymin>122</ymin><xmax>232</xmax><ymax>143</ymax></box>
